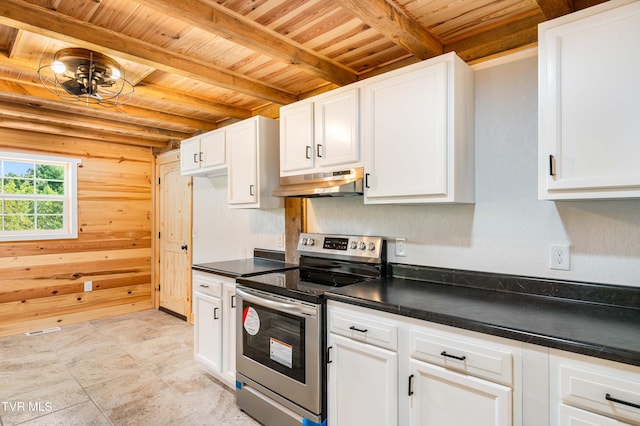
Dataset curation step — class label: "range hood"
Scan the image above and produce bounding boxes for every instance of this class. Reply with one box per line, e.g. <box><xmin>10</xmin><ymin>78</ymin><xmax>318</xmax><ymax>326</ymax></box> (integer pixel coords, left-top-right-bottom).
<box><xmin>272</xmin><ymin>167</ymin><xmax>364</xmax><ymax>198</ymax></box>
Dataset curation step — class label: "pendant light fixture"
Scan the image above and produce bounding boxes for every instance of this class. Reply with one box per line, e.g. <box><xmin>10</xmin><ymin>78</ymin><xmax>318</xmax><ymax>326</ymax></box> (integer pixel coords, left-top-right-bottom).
<box><xmin>38</xmin><ymin>48</ymin><xmax>134</xmax><ymax>107</ymax></box>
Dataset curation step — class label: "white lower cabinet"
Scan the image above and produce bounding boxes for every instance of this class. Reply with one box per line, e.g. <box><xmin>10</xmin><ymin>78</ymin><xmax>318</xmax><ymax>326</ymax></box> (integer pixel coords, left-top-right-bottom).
<box><xmin>327</xmin><ymin>333</ymin><xmax>398</xmax><ymax>426</ymax></box>
<box><xmin>327</xmin><ymin>301</ymin><xmax>522</xmax><ymax>426</ymax></box>
<box><xmin>192</xmin><ymin>270</ymin><xmax>236</xmax><ymax>389</ymax></box>
<box><xmin>550</xmin><ymin>350</ymin><xmax>640</xmax><ymax>426</ymax></box>
<box><xmin>409</xmin><ymin>359</ymin><xmax>512</xmax><ymax>426</ymax></box>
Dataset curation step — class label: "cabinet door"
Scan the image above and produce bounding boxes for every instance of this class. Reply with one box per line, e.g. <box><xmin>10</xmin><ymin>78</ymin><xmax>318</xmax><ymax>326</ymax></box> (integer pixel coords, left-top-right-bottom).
<box><xmin>200</xmin><ymin>131</ymin><xmax>226</xmax><ymax>170</ymax></box>
<box><xmin>280</xmin><ymin>101</ymin><xmax>314</xmax><ymax>174</ymax></box>
<box><xmin>538</xmin><ymin>1</ymin><xmax>640</xmax><ymax>199</ymax></box>
<box><xmin>193</xmin><ymin>292</ymin><xmax>222</xmax><ymax>375</ymax></box>
<box><xmin>315</xmin><ymin>88</ymin><xmax>359</xmax><ymax>169</ymax></box>
<box><xmin>227</xmin><ymin>119</ymin><xmax>258</xmax><ymax>205</ymax></box>
<box><xmin>221</xmin><ymin>282</ymin><xmax>236</xmax><ymax>387</ymax></box>
<box><xmin>363</xmin><ymin>61</ymin><xmax>448</xmax><ymax>201</ymax></box>
<box><xmin>328</xmin><ymin>333</ymin><xmax>398</xmax><ymax>426</ymax></box>
<box><xmin>180</xmin><ymin>137</ymin><xmax>200</xmax><ymax>174</ymax></box>
<box><xmin>409</xmin><ymin>358</ymin><xmax>512</xmax><ymax>426</ymax></box>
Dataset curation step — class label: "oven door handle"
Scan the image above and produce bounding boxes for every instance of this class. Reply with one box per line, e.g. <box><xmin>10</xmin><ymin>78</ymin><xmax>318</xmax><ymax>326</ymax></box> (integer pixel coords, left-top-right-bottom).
<box><xmin>236</xmin><ymin>287</ymin><xmax>318</xmax><ymax>318</ymax></box>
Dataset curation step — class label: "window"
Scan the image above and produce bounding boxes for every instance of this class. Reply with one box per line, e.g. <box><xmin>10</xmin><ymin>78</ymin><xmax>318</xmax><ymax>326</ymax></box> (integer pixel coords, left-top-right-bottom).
<box><xmin>0</xmin><ymin>152</ymin><xmax>81</xmax><ymax>241</ymax></box>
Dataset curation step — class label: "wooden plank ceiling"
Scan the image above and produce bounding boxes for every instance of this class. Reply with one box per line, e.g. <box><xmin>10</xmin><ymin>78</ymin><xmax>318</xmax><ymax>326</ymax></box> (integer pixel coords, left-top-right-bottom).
<box><xmin>0</xmin><ymin>0</ymin><xmax>606</xmax><ymax>149</ymax></box>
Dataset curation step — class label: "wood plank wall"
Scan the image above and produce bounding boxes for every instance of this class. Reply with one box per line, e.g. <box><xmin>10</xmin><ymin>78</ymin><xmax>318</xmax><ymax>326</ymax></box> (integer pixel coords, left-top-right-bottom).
<box><xmin>0</xmin><ymin>128</ymin><xmax>154</xmax><ymax>337</ymax></box>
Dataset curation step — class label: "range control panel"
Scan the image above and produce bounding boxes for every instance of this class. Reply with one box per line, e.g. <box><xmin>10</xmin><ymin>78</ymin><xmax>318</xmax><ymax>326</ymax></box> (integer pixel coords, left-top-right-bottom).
<box><xmin>298</xmin><ymin>233</ymin><xmax>384</xmax><ymax>263</ymax></box>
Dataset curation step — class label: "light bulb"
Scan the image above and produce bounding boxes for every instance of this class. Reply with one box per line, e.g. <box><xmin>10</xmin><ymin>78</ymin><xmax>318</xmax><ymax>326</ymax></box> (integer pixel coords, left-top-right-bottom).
<box><xmin>52</xmin><ymin>61</ymin><xmax>66</xmax><ymax>74</ymax></box>
<box><xmin>110</xmin><ymin>67</ymin><xmax>121</xmax><ymax>79</ymax></box>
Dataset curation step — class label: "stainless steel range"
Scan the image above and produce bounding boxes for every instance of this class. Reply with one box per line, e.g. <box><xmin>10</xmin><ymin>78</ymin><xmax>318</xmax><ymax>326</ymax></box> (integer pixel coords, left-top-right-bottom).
<box><xmin>235</xmin><ymin>233</ymin><xmax>386</xmax><ymax>426</ymax></box>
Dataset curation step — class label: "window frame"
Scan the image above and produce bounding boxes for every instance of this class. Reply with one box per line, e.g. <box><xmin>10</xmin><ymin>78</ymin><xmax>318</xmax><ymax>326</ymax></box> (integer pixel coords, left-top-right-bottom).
<box><xmin>0</xmin><ymin>151</ymin><xmax>81</xmax><ymax>242</ymax></box>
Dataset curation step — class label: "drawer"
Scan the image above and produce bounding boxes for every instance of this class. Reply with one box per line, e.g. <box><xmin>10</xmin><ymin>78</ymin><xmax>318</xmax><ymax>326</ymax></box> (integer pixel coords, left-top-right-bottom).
<box><xmin>558</xmin><ymin>364</ymin><xmax>640</xmax><ymax>424</ymax></box>
<box><xmin>410</xmin><ymin>328</ymin><xmax>513</xmax><ymax>386</ymax></box>
<box><xmin>559</xmin><ymin>403</ymin><xmax>630</xmax><ymax>426</ymax></box>
<box><xmin>329</xmin><ymin>308</ymin><xmax>397</xmax><ymax>351</ymax></box>
<box><xmin>193</xmin><ymin>271</ymin><xmax>224</xmax><ymax>297</ymax></box>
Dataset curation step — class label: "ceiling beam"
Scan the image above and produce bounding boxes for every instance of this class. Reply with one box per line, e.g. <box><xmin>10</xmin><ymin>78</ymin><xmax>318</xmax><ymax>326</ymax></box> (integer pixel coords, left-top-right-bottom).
<box><xmin>333</xmin><ymin>0</ymin><xmax>443</xmax><ymax>59</ymax></box>
<box><xmin>535</xmin><ymin>0</ymin><xmax>573</xmax><ymax>19</ymax></box>
<box><xmin>136</xmin><ymin>0</ymin><xmax>358</xmax><ymax>86</ymax></box>
<box><xmin>0</xmin><ymin>78</ymin><xmax>213</xmax><ymax>136</ymax></box>
<box><xmin>445</xmin><ymin>13</ymin><xmax>543</xmax><ymax>63</ymax></box>
<box><xmin>0</xmin><ymin>0</ymin><xmax>297</xmax><ymax>104</ymax></box>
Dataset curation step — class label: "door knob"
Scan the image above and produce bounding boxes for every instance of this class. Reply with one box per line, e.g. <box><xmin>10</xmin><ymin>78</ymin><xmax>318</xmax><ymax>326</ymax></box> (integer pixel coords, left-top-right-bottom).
<box><xmin>181</xmin><ymin>244</ymin><xmax>188</xmax><ymax>250</ymax></box>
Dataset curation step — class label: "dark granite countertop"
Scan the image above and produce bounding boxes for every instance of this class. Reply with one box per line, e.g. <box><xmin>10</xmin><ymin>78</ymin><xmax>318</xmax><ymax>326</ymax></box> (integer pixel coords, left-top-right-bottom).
<box><xmin>326</xmin><ymin>274</ymin><xmax>640</xmax><ymax>367</ymax></box>
<box><xmin>192</xmin><ymin>258</ymin><xmax>297</xmax><ymax>279</ymax></box>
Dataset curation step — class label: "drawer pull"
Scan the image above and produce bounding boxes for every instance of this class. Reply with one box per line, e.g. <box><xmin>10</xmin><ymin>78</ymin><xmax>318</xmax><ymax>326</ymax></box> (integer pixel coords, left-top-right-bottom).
<box><xmin>606</xmin><ymin>393</ymin><xmax>640</xmax><ymax>410</ymax></box>
<box><xmin>349</xmin><ymin>325</ymin><xmax>368</xmax><ymax>333</ymax></box>
<box><xmin>199</xmin><ymin>284</ymin><xmax>209</xmax><ymax>288</ymax></box>
<box><xmin>441</xmin><ymin>351</ymin><xmax>466</xmax><ymax>361</ymax></box>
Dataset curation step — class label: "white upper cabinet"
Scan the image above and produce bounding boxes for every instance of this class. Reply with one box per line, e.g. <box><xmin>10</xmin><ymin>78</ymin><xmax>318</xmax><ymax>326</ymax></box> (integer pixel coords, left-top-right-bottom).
<box><xmin>362</xmin><ymin>52</ymin><xmax>475</xmax><ymax>204</ymax></box>
<box><xmin>227</xmin><ymin>116</ymin><xmax>281</xmax><ymax>209</ymax></box>
<box><xmin>180</xmin><ymin>130</ymin><xmax>227</xmax><ymax>176</ymax></box>
<box><xmin>279</xmin><ymin>86</ymin><xmax>360</xmax><ymax>176</ymax></box>
<box><xmin>538</xmin><ymin>0</ymin><xmax>640</xmax><ymax>200</ymax></box>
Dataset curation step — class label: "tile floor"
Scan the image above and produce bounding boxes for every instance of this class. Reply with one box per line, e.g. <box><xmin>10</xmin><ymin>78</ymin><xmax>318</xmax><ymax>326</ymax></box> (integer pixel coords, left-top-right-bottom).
<box><xmin>0</xmin><ymin>309</ymin><xmax>260</xmax><ymax>426</ymax></box>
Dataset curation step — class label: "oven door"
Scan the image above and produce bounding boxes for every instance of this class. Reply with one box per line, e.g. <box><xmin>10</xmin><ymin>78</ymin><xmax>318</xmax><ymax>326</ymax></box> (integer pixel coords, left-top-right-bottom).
<box><xmin>235</xmin><ymin>286</ymin><xmax>321</xmax><ymax>414</ymax></box>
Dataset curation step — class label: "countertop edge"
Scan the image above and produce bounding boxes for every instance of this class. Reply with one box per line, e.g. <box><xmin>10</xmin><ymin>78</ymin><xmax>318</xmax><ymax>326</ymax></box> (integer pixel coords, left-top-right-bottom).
<box><xmin>325</xmin><ymin>292</ymin><xmax>640</xmax><ymax>367</ymax></box>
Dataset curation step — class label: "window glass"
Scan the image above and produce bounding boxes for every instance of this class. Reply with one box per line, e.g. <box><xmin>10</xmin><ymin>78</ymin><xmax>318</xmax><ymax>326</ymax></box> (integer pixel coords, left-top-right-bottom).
<box><xmin>0</xmin><ymin>152</ymin><xmax>80</xmax><ymax>241</ymax></box>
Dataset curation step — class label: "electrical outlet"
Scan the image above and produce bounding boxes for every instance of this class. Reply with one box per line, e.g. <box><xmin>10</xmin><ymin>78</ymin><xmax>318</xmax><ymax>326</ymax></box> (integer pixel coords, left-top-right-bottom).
<box><xmin>84</xmin><ymin>281</ymin><xmax>93</xmax><ymax>292</ymax></box>
<box><xmin>395</xmin><ymin>238</ymin><xmax>407</xmax><ymax>257</ymax></box>
<box><xmin>549</xmin><ymin>244</ymin><xmax>570</xmax><ymax>270</ymax></box>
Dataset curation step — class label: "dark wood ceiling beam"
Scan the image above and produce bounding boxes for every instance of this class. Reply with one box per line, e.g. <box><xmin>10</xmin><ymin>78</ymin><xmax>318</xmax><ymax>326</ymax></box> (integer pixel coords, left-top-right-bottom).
<box><xmin>333</xmin><ymin>0</ymin><xmax>443</xmax><ymax>59</ymax></box>
<box><xmin>445</xmin><ymin>13</ymin><xmax>543</xmax><ymax>63</ymax></box>
<box><xmin>535</xmin><ymin>0</ymin><xmax>573</xmax><ymax>19</ymax></box>
<box><xmin>136</xmin><ymin>0</ymin><xmax>357</xmax><ymax>86</ymax></box>
<box><xmin>0</xmin><ymin>0</ymin><xmax>296</xmax><ymax>104</ymax></box>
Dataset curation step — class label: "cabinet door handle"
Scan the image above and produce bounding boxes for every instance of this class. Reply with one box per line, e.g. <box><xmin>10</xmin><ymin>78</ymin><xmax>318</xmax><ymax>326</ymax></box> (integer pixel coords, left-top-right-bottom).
<box><xmin>199</xmin><ymin>151</ymin><xmax>203</xmax><ymax>163</ymax></box>
<box><xmin>305</xmin><ymin>145</ymin><xmax>311</xmax><ymax>159</ymax></box>
<box><xmin>408</xmin><ymin>374</ymin><xmax>414</xmax><ymax>396</ymax></box>
<box><xmin>549</xmin><ymin>154</ymin><xmax>555</xmax><ymax>176</ymax></box>
<box><xmin>316</xmin><ymin>144</ymin><xmax>323</xmax><ymax>158</ymax></box>
<box><xmin>214</xmin><ymin>307</ymin><xmax>219</xmax><ymax>320</ymax></box>
<box><xmin>349</xmin><ymin>325</ymin><xmax>368</xmax><ymax>333</ymax></box>
<box><xmin>441</xmin><ymin>351</ymin><xmax>466</xmax><ymax>361</ymax></box>
<box><xmin>327</xmin><ymin>346</ymin><xmax>333</xmax><ymax>364</ymax></box>
<box><xmin>606</xmin><ymin>393</ymin><xmax>640</xmax><ymax>409</ymax></box>
<box><xmin>193</xmin><ymin>153</ymin><xmax>198</xmax><ymax>164</ymax></box>
<box><xmin>231</xmin><ymin>295</ymin><xmax>236</xmax><ymax>308</ymax></box>
<box><xmin>365</xmin><ymin>173</ymin><xmax>370</xmax><ymax>189</ymax></box>
<box><xmin>249</xmin><ymin>184</ymin><xmax>255</xmax><ymax>196</ymax></box>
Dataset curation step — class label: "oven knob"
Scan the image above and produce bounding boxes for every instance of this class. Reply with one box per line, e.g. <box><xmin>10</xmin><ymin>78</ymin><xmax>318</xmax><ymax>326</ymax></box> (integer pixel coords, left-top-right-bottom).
<box><xmin>350</xmin><ymin>241</ymin><xmax>358</xmax><ymax>249</ymax></box>
<box><xmin>358</xmin><ymin>241</ymin><xmax>366</xmax><ymax>250</ymax></box>
<box><xmin>367</xmin><ymin>242</ymin><xmax>376</xmax><ymax>251</ymax></box>
<box><xmin>301</xmin><ymin>237</ymin><xmax>308</xmax><ymax>245</ymax></box>
<box><xmin>307</xmin><ymin>238</ymin><xmax>315</xmax><ymax>246</ymax></box>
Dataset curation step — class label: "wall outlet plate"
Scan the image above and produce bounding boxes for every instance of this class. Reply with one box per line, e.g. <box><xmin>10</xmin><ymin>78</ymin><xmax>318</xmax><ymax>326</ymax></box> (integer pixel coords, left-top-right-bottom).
<box><xmin>549</xmin><ymin>244</ymin><xmax>570</xmax><ymax>270</ymax></box>
<box><xmin>84</xmin><ymin>281</ymin><xmax>93</xmax><ymax>292</ymax></box>
<box><xmin>395</xmin><ymin>238</ymin><xmax>407</xmax><ymax>257</ymax></box>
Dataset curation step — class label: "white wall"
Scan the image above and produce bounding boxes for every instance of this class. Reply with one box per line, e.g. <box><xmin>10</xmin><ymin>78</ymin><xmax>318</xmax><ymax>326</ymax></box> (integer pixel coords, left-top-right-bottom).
<box><xmin>307</xmin><ymin>54</ymin><xmax>640</xmax><ymax>287</ymax></box>
<box><xmin>191</xmin><ymin>175</ymin><xmax>285</xmax><ymax>263</ymax></box>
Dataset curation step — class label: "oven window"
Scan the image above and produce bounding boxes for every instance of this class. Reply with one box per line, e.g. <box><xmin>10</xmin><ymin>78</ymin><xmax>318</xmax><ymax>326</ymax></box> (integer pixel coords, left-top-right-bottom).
<box><xmin>241</xmin><ymin>300</ymin><xmax>306</xmax><ymax>383</ymax></box>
